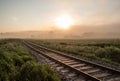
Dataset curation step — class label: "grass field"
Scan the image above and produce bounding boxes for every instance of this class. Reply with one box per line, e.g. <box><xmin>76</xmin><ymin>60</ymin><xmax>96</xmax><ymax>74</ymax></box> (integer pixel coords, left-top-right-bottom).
<box><xmin>30</xmin><ymin>39</ymin><xmax>120</xmax><ymax>65</ymax></box>
<box><xmin>0</xmin><ymin>40</ymin><xmax>60</xmax><ymax>81</ymax></box>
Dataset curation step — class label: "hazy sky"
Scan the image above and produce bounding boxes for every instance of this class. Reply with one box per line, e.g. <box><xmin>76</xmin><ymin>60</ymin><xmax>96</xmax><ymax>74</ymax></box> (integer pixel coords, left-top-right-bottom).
<box><xmin>0</xmin><ymin>0</ymin><xmax>120</xmax><ymax>32</ymax></box>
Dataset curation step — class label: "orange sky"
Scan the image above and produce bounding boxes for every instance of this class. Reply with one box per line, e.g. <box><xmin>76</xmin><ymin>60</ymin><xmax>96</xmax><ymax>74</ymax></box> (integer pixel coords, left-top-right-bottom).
<box><xmin>0</xmin><ymin>0</ymin><xmax>120</xmax><ymax>32</ymax></box>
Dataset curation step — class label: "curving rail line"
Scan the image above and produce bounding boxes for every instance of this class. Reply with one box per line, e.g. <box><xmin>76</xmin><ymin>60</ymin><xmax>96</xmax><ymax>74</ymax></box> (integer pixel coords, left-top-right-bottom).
<box><xmin>23</xmin><ymin>40</ymin><xmax>120</xmax><ymax>81</ymax></box>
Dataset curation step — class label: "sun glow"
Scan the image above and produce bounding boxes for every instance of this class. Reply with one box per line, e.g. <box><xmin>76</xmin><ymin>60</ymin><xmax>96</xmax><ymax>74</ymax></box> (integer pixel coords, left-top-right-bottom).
<box><xmin>55</xmin><ymin>15</ymin><xmax>74</xmax><ymax>29</ymax></box>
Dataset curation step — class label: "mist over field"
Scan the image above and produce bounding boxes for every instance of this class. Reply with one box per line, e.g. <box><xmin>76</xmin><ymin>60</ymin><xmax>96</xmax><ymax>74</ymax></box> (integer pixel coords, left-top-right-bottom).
<box><xmin>0</xmin><ymin>24</ymin><xmax>120</xmax><ymax>39</ymax></box>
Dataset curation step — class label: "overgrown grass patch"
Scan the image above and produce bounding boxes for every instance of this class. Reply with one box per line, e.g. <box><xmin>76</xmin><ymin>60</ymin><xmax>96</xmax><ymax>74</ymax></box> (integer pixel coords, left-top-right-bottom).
<box><xmin>0</xmin><ymin>40</ymin><xmax>60</xmax><ymax>81</ymax></box>
<box><xmin>30</xmin><ymin>39</ymin><xmax>120</xmax><ymax>65</ymax></box>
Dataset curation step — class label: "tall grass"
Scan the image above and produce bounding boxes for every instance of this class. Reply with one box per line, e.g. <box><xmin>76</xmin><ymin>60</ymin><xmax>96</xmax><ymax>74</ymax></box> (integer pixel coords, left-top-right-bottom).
<box><xmin>30</xmin><ymin>39</ymin><xmax>120</xmax><ymax>64</ymax></box>
<box><xmin>0</xmin><ymin>40</ymin><xmax>60</xmax><ymax>81</ymax></box>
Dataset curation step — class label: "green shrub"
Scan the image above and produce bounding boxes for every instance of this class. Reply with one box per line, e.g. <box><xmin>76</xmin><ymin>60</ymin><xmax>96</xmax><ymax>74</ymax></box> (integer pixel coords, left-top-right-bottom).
<box><xmin>95</xmin><ymin>48</ymin><xmax>109</xmax><ymax>58</ymax></box>
<box><xmin>79</xmin><ymin>53</ymin><xmax>97</xmax><ymax>59</ymax></box>
<box><xmin>18</xmin><ymin>61</ymin><xmax>41</xmax><ymax>81</ymax></box>
<box><xmin>0</xmin><ymin>51</ymin><xmax>13</xmax><ymax>63</ymax></box>
<box><xmin>18</xmin><ymin>61</ymin><xmax>60</xmax><ymax>81</ymax></box>
<box><xmin>12</xmin><ymin>54</ymin><xmax>24</xmax><ymax>67</ymax></box>
<box><xmin>95</xmin><ymin>47</ymin><xmax>120</xmax><ymax>63</ymax></box>
<box><xmin>105</xmin><ymin>47</ymin><xmax>120</xmax><ymax>63</ymax></box>
<box><xmin>41</xmin><ymin>64</ymin><xmax>60</xmax><ymax>81</ymax></box>
<box><xmin>22</xmin><ymin>55</ymin><xmax>35</xmax><ymax>62</ymax></box>
<box><xmin>0</xmin><ymin>58</ymin><xmax>17</xmax><ymax>81</ymax></box>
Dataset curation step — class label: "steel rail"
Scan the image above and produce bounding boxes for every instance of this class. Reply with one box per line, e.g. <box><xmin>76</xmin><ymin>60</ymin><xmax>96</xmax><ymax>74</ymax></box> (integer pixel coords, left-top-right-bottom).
<box><xmin>23</xmin><ymin>41</ymin><xmax>100</xmax><ymax>81</ymax></box>
<box><xmin>25</xmin><ymin>41</ymin><xmax>120</xmax><ymax>74</ymax></box>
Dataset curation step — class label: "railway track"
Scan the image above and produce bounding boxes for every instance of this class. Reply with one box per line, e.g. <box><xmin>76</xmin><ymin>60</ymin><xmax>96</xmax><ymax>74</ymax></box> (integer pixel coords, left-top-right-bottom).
<box><xmin>23</xmin><ymin>40</ymin><xmax>120</xmax><ymax>81</ymax></box>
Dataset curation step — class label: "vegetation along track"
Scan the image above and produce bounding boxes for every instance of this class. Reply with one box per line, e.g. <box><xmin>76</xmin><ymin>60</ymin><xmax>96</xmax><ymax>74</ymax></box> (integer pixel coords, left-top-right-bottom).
<box><xmin>23</xmin><ymin>40</ymin><xmax>120</xmax><ymax>81</ymax></box>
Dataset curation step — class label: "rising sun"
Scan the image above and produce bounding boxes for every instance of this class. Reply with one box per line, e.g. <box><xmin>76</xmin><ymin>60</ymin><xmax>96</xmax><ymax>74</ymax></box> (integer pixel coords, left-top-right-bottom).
<box><xmin>55</xmin><ymin>15</ymin><xmax>74</xmax><ymax>29</ymax></box>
